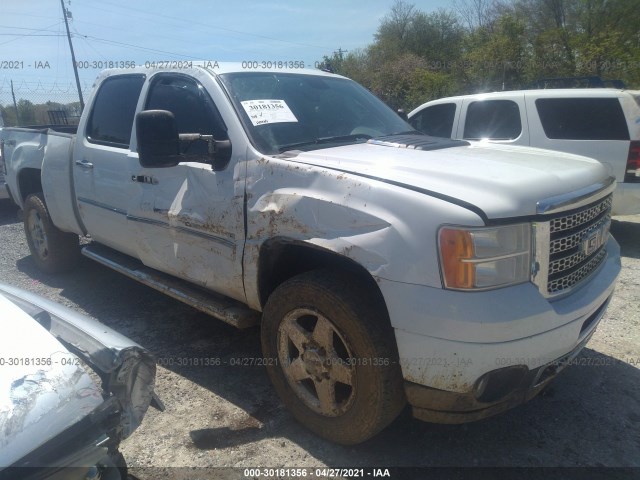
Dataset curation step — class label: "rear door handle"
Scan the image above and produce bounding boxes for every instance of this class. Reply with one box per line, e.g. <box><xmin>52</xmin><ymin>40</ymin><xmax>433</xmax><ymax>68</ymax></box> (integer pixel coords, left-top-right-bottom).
<box><xmin>75</xmin><ymin>159</ymin><xmax>93</xmax><ymax>169</ymax></box>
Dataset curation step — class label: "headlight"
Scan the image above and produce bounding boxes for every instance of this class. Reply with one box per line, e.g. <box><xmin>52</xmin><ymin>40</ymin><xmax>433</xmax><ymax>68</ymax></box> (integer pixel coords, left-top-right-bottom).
<box><xmin>438</xmin><ymin>223</ymin><xmax>531</xmax><ymax>290</ymax></box>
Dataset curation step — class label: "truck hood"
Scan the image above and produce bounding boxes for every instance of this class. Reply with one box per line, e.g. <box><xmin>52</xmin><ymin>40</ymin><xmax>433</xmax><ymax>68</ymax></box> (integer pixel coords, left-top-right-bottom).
<box><xmin>289</xmin><ymin>141</ymin><xmax>610</xmax><ymax>220</ymax></box>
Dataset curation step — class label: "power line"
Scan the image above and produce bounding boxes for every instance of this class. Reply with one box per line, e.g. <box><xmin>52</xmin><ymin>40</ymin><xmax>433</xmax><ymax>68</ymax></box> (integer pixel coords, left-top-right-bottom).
<box><xmin>0</xmin><ymin>24</ymin><xmax>62</xmax><ymax>31</ymax></box>
<box><xmin>1</xmin><ymin>11</ymin><xmax>60</xmax><ymax>20</ymax></box>
<box><xmin>0</xmin><ymin>34</ymin><xmax>64</xmax><ymax>36</ymax></box>
<box><xmin>74</xmin><ymin>33</ymin><xmax>208</xmax><ymax>60</ymax></box>
<box><xmin>0</xmin><ymin>21</ymin><xmax>65</xmax><ymax>46</ymax></box>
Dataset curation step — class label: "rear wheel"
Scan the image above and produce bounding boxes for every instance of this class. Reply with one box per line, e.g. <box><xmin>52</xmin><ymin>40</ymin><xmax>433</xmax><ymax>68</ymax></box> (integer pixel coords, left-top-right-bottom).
<box><xmin>23</xmin><ymin>193</ymin><xmax>80</xmax><ymax>273</ymax></box>
<box><xmin>261</xmin><ymin>269</ymin><xmax>405</xmax><ymax>444</ymax></box>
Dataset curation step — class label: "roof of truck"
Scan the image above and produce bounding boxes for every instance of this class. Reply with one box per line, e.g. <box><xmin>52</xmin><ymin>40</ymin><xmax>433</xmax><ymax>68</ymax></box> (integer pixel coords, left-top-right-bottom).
<box><xmin>95</xmin><ymin>62</ymin><xmax>341</xmax><ymax>80</ymax></box>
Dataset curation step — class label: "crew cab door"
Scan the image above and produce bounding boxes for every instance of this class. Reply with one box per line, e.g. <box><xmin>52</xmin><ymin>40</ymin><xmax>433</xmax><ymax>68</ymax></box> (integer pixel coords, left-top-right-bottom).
<box><xmin>73</xmin><ymin>74</ymin><xmax>145</xmax><ymax>257</ymax></box>
<box><xmin>128</xmin><ymin>73</ymin><xmax>246</xmax><ymax>302</ymax></box>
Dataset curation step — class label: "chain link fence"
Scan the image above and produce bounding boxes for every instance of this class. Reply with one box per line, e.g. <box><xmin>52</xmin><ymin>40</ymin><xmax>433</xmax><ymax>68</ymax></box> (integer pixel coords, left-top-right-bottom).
<box><xmin>0</xmin><ymin>80</ymin><xmax>90</xmax><ymax>127</ymax></box>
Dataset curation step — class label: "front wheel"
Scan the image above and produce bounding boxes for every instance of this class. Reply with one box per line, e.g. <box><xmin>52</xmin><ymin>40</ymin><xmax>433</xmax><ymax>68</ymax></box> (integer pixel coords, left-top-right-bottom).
<box><xmin>261</xmin><ymin>269</ymin><xmax>405</xmax><ymax>444</ymax></box>
<box><xmin>23</xmin><ymin>193</ymin><xmax>80</xmax><ymax>273</ymax></box>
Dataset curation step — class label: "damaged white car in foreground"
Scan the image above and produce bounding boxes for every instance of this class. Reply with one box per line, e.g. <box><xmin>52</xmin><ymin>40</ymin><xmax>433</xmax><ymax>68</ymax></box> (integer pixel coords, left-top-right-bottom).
<box><xmin>0</xmin><ymin>282</ymin><xmax>161</xmax><ymax>479</ymax></box>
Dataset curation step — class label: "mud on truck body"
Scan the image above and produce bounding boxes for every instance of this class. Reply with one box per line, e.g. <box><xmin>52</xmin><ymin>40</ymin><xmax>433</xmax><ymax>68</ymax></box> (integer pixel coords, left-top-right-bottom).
<box><xmin>0</xmin><ymin>64</ymin><xmax>621</xmax><ymax>444</ymax></box>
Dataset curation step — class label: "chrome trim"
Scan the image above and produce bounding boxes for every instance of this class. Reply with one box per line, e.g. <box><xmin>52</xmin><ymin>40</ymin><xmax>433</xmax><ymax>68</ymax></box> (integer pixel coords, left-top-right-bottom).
<box><xmin>77</xmin><ymin>197</ymin><xmax>127</xmax><ymax>216</ymax></box>
<box><xmin>536</xmin><ymin>177</ymin><xmax>616</xmax><ymax>215</ymax></box>
<box><xmin>461</xmin><ymin>250</ymin><xmax>529</xmax><ymax>263</ymax></box>
<box><xmin>126</xmin><ymin>214</ymin><xmax>235</xmax><ymax>249</ymax></box>
<box><xmin>531</xmin><ymin>221</ymin><xmax>550</xmax><ymax>296</ymax></box>
<box><xmin>533</xmin><ymin>192</ymin><xmax>612</xmax><ymax>299</ymax></box>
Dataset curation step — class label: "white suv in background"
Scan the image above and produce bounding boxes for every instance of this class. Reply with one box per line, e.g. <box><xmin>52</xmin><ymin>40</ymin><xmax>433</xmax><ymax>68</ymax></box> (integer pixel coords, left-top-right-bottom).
<box><xmin>408</xmin><ymin>89</ymin><xmax>640</xmax><ymax>215</ymax></box>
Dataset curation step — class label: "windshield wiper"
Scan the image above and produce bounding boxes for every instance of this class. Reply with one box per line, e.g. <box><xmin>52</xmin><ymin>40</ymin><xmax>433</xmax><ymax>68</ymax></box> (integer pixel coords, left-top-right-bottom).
<box><xmin>278</xmin><ymin>133</ymin><xmax>372</xmax><ymax>153</ymax></box>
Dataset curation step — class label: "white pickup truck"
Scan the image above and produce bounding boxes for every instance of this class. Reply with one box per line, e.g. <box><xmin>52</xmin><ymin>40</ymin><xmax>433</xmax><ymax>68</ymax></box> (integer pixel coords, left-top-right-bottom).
<box><xmin>0</xmin><ymin>65</ymin><xmax>621</xmax><ymax>445</ymax></box>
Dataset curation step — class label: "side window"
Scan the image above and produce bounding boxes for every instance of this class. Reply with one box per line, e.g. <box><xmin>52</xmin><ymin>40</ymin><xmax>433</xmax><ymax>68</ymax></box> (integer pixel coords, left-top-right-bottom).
<box><xmin>87</xmin><ymin>75</ymin><xmax>145</xmax><ymax>148</ymax></box>
<box><xmin>463</xmin><ymin>100</ymin><xmax>522</xmax><ymax>140</ymax></box>
<box><xmin>535</xmin><ymin>98</ymin><xmax>629</xmax><ymax>140</ymax></box>
<box><xmin>145</xmin><ymin>75</ymin><xmax>228</xmax><ymax>155</ymax></box>
<box><xmin>410</xmin><ymin>103</ymin><xmax>456</xmax><ymax>138</ymax></box>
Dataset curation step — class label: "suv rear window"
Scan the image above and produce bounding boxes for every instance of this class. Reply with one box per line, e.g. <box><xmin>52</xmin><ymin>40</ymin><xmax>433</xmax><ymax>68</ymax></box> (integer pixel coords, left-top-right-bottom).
<box><xmin>535</xmin><ymin>98</ymin><xmax>629</xmax><ymax>140</ymax></box>
<box><xmin>463</xmin><ymin>100</ymin><xmax>522</xmax><ymax>140</ymax></box>
<box><xmin>410</xmin><ymin>103</ymin><xmax>456</xmax><ymax>138</ymax></box>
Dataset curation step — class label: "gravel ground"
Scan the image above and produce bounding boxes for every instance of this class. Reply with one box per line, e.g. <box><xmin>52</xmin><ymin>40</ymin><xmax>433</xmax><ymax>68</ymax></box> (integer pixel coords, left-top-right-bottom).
<box><xmin>0</xmin><ymin>199</ymin><xmax>638</xmax><ymax>477</ymax></box>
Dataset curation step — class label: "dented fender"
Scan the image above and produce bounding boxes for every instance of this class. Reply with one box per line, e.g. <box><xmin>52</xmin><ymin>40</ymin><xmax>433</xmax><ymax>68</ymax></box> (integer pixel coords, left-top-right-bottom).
<box><xmin>241</xmin><ymin>154</ymin><xmax>484</xmax><ymax>311</ymax></box>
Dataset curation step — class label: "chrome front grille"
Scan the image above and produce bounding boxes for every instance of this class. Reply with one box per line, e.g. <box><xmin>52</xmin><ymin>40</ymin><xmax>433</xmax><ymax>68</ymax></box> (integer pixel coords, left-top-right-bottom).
<box><xmin>549</xmin><ymin>215</ymin><xmax>611</xmax><ymax>255</ymax></box>
<box><xmin>547</xmin><ymin>249</ymin><xmax>607</xmax><ymax>294</ymax></box>
<box><xmin>549</xmin><ymin>197</ymin><xmax>611</xmax><ymax>234</ymax></box>
<box><xmin>534</xmin><ymin>193</ymin><xmax>613</xmax><ymax>297</ymax></box>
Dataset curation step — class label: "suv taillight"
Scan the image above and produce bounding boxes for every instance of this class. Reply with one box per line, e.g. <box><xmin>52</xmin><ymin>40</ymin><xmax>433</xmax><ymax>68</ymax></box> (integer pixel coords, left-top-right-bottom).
<box><xmin>625</xmin><ymin>141</ymin><xmax>640</xmax><ymax>183</ymax></box>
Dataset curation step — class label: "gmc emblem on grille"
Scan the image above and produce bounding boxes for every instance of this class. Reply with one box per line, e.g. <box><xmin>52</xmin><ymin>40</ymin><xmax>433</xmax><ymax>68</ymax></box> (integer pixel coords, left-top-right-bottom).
<box><xmin>581</xmin><ymin>222</ymin><xmax>610</xmax><ymax>256</ymax></box>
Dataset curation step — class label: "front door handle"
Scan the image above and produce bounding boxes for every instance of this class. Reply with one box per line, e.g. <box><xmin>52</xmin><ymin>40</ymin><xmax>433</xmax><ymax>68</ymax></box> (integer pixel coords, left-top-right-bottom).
<box><xmin>75</xmin><ymin>159</ymin><xmax>94</xmax><ymax>169</ymax></box>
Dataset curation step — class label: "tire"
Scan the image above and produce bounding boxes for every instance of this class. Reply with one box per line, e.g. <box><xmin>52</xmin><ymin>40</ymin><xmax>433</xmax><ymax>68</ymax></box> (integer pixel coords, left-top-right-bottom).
<box><xmin>99</xmin><ymin>450</ymin><xmax>128</xmax><ymax>479</ymax></box>
<box><xmin>23</xmin><ymin>193</ymin><xmax>80</xmax><ymax>273</ymax></box>
<box><xmin>261</xmin><ymin>269</ymin><xmax>405</xmax><ymax>444</ymax></box>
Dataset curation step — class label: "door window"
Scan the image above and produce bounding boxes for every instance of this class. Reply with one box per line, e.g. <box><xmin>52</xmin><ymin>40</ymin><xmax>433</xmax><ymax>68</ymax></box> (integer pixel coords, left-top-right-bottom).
<box><xmin>86</xmin><ymin>74</ymin><xmax>145</xmax><ymax>148</ymax></box>
<box><xmin>463</xmin><ymin>100</ymin><xmax>522</xmax><ymax>140</ymax></box>
<box><xmin>410</xmin><ymin>103</ymin><xmax>456</xmax><ymax>138</ymax></box>
<box><xmin>145</xmin><ymin>74</ymin><xmax>228</xmax><ymax>155</ymax></box>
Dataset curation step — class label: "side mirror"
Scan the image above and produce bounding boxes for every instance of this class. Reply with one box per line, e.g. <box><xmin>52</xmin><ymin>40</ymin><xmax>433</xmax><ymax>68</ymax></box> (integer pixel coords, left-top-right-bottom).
<box><xmin>397</xmin><ymin>109</ymin><xmax>408</xmax><ymax>121</ymax></box>
<box><xmin>136</xmin><ymin>110</ymin><xmax>181</xmax><ymax>168</ymax></box>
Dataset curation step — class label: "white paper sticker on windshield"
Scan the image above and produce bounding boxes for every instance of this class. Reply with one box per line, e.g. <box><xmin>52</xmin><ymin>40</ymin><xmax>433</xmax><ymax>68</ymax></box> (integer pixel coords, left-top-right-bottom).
<box><xmin>241</xmin><ymin>99</ymin><xmax>298</xmax><ymax>126</ymax></box>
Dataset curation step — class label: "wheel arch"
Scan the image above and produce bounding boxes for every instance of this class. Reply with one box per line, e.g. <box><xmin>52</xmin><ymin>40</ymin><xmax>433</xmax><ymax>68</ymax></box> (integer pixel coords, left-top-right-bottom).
<box><xmin>17</xmin><ymin>167</ymin><xmax>43</xmax><ymax>203</ymax></box>
<box><xmin>257</xmin><ymin>237</ymin><xmax>388</xmax><ymax>317</ymax></box>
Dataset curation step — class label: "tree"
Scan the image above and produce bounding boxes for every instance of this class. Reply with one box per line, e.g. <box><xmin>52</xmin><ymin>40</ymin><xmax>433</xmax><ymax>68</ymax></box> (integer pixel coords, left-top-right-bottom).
<box><xmin>0</xmin><ymin>104</ymin><xmax>17</xmax><ymax>127</ymax></box>
<box><xmin>453</xmin><ymin>0</ymin><xmax>497</xmax><ymax>30</ymax></box>
<box><xmin>315</xmin><ymin>0</ymin><xmax>639</xmax><ymax>107</ymax></box>
<box><xmin>17</xmin><ymin>99</ymin><xmax>36</xmax><ymax>125</ymax></box>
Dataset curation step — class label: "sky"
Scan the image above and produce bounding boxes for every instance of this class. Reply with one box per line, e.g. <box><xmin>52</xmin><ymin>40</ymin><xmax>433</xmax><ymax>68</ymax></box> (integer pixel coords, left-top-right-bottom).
<box><xmin>1</xmin><ymin>0</ymin><xmax>451</xmax><ymax>94</ymax></box>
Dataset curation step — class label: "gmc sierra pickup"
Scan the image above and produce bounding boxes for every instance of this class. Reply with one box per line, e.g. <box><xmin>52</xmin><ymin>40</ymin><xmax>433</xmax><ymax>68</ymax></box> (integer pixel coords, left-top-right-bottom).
<box><xmin>0</xmin><ymin>64</ymin><xmax>621</xmax><ymax>444</ymax></box>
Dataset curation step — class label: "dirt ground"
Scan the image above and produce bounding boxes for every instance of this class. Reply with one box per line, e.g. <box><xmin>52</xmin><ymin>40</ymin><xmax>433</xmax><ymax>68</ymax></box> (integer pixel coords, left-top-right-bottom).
<box><xmin>0</xmin><ymin>199</ymin><xmax>638</xmax><ymax>478</ymax></box>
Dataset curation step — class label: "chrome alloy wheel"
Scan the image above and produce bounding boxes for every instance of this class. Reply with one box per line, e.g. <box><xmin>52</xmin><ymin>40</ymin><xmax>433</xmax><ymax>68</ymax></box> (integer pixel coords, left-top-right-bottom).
<box><xmin>27</xmin><ymin>209</ymin><xmax>49</xmax><ymax>260</ymax></box>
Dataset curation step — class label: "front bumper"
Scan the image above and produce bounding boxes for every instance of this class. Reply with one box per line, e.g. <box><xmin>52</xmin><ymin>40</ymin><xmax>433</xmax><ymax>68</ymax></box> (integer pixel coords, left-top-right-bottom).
<box><xmin>380</xmin><ymin>238</ymin><xmax>620</xmax><ymax>423</ymax></box>
<box><xmin>404</xmin><ymin>303</ymin><xmax>605</xmax><ymax>423</ymax></box>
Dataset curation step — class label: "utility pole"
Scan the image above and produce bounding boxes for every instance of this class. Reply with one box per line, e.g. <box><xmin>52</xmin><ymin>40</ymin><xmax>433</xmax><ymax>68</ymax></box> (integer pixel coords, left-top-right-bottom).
<box><xmin>60</xmin><ymin>0</ymin><xmax>84</xmax><ymax>110</ymax></box>
<box><xmin>334</xmin><ymin>48</ymin><xmax>348</xmax><ymax>60</ymax></box>
<box><xmin>11</xmin><ymin>80</ymin><xmax>20</xmax><ymax>126</ymax></box>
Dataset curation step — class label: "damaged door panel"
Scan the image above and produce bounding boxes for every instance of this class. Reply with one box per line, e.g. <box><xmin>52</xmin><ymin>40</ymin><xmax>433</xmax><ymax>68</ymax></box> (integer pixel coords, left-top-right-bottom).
<box><xmin>128</xmin><ymin>161</ymin><xmax>246</xmax><ymax>303</ymax></box>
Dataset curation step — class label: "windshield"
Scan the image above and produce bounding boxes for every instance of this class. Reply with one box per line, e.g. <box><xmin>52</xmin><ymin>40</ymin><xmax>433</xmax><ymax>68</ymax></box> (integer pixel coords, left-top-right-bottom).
<box><xmin>219</xmin><ymin>72</ymin><xmax>413</xmax><ymax>155</ymax></box>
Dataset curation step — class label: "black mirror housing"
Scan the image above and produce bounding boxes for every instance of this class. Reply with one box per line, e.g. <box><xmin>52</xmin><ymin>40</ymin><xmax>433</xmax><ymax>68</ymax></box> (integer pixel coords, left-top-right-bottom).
<box><xmin>136</xmin><ymin>110</ymin><xmax>181</xmax><ymax>168</ymax></box>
